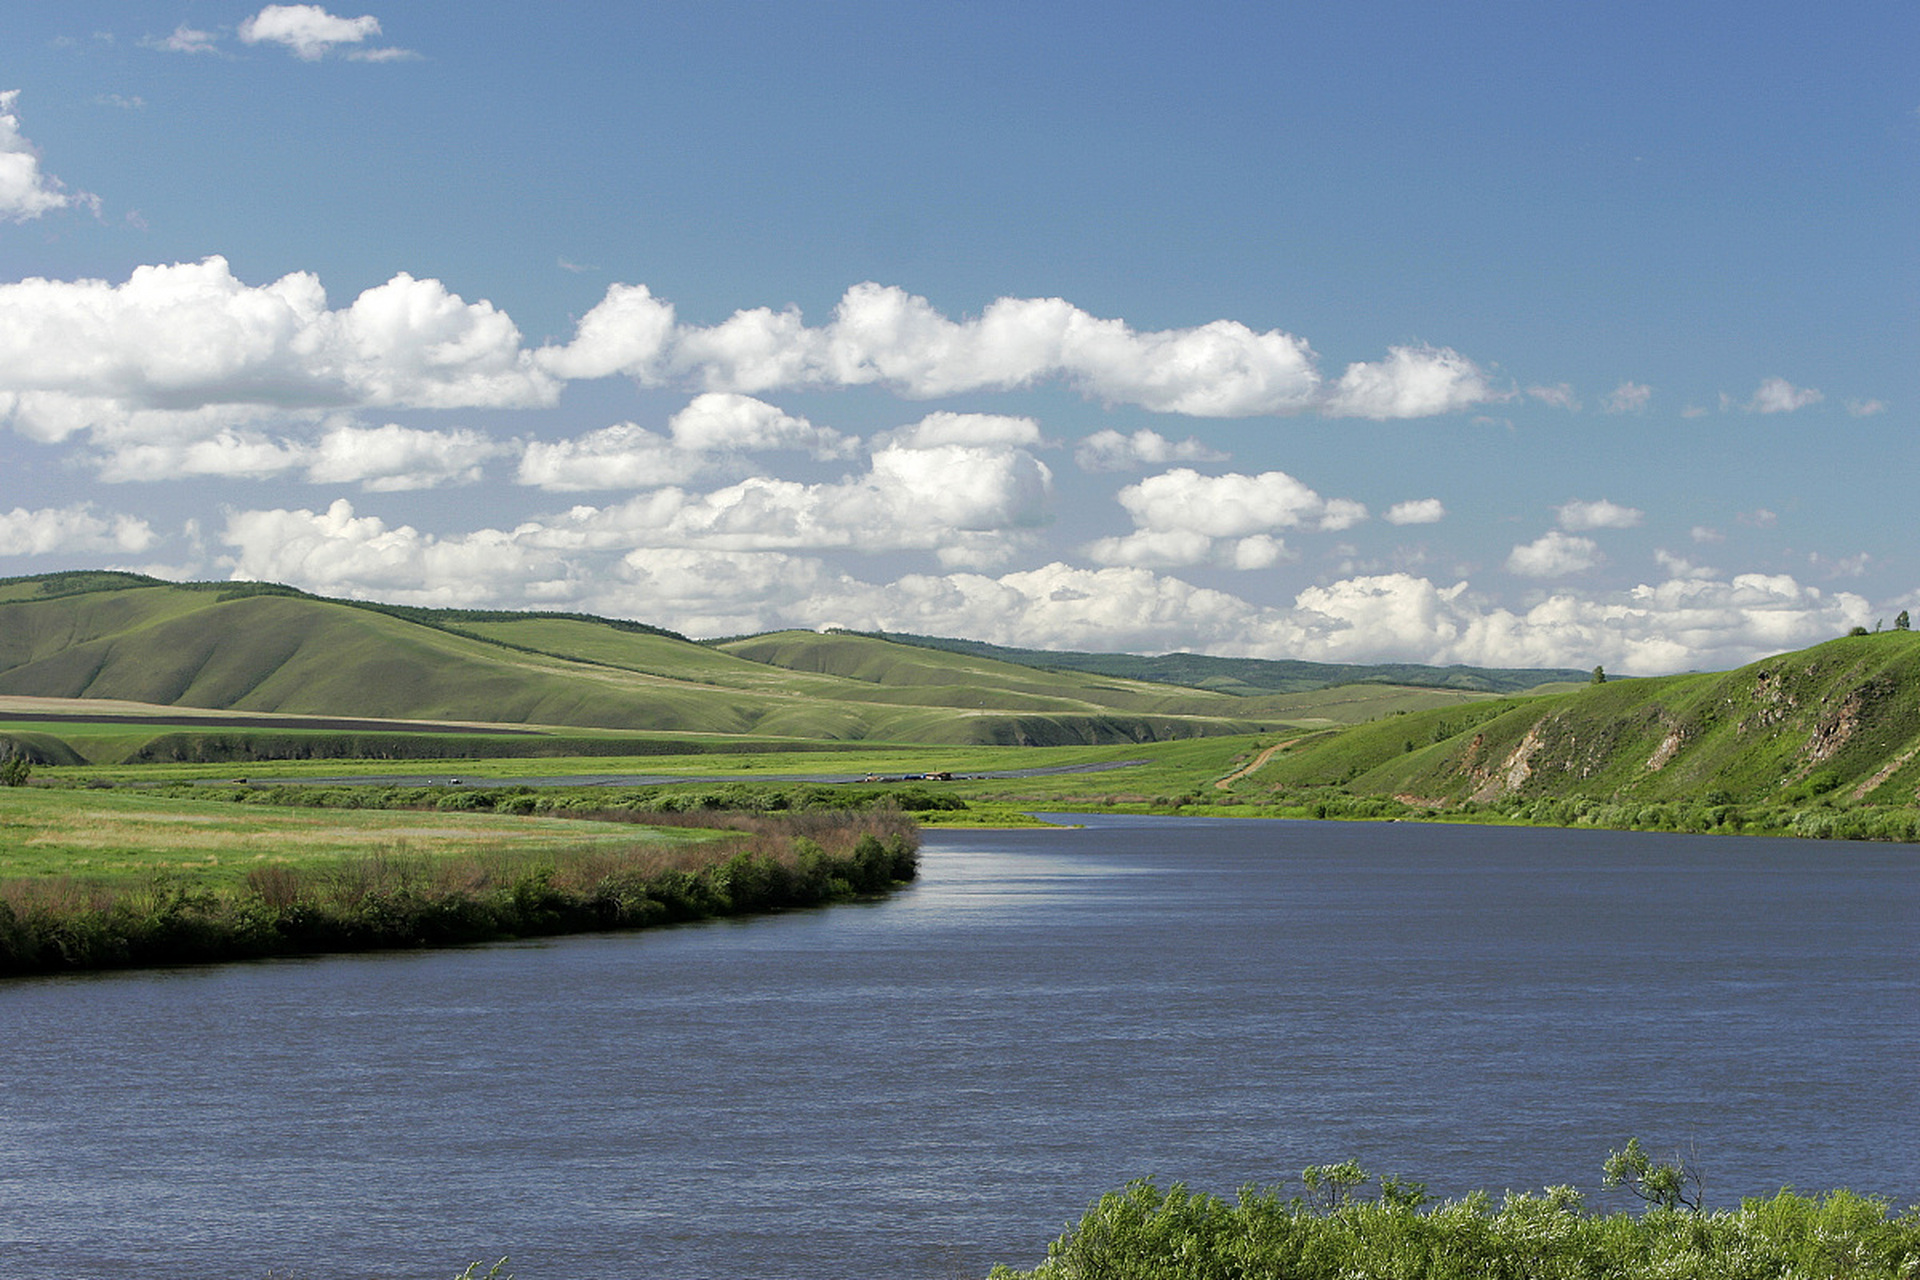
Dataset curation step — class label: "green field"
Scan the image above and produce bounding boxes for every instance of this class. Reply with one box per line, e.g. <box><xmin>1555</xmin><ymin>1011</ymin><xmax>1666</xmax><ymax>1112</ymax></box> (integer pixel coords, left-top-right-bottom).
<box><xmin>0</xmin><ymin>785</ymin><xmax>720</xmax><ymax>887</ymax></box>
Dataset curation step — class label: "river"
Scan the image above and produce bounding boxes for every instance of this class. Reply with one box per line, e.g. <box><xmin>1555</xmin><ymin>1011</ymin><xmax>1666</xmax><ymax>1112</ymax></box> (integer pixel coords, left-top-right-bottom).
<box><xmin>1</xmin><ymin>815</ymin><xmax>1913</xmax><ymax>1279</ymax></box>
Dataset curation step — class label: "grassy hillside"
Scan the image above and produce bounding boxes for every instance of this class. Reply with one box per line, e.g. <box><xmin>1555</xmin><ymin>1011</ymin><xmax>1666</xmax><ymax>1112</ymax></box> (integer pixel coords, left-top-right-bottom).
<box><xmin>4</xmin><ymin>573</ymin><xmax>1428</xmax><ymax>750</ymax></box>
<box><xmin>838</xmin><ymin>629</ymin><xmax>1589</xmax><ymax>694</ymax></box>
<box><xmin>1225</xmin><ymin>630</ymin><xmax>1920</xmax><ymax>816</ymax></box>
<box><xmin>718</xmin><ymin>630</ymin><xmax>1505</xmax><ymax>723</ymax></box>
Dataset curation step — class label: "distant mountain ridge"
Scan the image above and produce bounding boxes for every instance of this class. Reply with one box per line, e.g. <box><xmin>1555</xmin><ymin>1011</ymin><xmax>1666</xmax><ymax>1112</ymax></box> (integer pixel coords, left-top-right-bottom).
<box><xmin>836</xmin><ymin>630</ymin><xmax>1588</xmax><ymax>695</ymax></box>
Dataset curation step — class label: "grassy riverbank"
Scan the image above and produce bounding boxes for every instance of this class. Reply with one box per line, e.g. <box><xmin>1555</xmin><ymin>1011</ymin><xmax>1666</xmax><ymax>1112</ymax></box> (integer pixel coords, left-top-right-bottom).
<box><xmin>0</xmin><ymin>787</ymin><xmax>917</xmax><ymax>977</ymax></box>
<box><xmin>993</xmin><ymin>1170</ymin><xmax>1920</xmax><ymax>1280</ymax></box>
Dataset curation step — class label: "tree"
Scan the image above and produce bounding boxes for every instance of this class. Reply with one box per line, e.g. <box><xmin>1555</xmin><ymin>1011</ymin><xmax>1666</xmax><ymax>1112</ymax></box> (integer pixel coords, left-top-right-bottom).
<box><xmin>1590</xmin><ymin>665</ymin><xmax>1607</xmax><ymax>685</ymax></box>
<box><xmin>0</xmin><ymin>753</ymin><xmax>30</xmax><ymax>787</ymax></box>
<box><xmin>1603</xmin><ymin>1137</ymin><xmax>1703</xmax><ymax>1212</ymax></box>
<box><xmin>1897</xmin><ymin>610</ymin><xmax>1911</xmax><ymax>631</ymax></box>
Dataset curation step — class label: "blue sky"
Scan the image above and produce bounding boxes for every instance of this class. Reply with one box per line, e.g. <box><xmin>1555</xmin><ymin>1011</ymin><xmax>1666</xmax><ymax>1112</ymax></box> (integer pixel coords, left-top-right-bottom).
<box><xmin>2</xmin><ymin>2</ymin><xmax>1914</xmax><ymax>672</ymax></box>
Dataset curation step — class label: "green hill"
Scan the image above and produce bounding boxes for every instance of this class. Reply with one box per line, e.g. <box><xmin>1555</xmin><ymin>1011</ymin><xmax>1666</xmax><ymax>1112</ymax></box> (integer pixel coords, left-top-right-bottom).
<box><xmin>1233</xmin><ymin>630</ymin><xmax>1920</xmax><ymax>815</ymax></box>
<box><xmin>4</xmin><ymin>572</ymin><xmax>1506</xmax><ymax>749</ymax></box>
<box><xmin>832</xmin><ymin>629</ymin><xmax>1588</xmax><ymax>694</ymax></box>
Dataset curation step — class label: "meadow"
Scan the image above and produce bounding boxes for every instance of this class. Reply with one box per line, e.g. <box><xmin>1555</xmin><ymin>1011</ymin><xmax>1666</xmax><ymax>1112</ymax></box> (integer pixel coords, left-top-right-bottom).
<box><xmin>0</xmin><ymin>781</ymin><xmax>918</xmax><ymax>977</ymax></box>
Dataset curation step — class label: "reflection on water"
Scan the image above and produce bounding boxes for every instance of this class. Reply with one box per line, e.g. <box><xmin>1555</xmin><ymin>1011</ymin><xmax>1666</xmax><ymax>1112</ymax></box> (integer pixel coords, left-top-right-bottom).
<box><xmin>1</xmin><ymin>817</ymin><xmax>1913</xmax><ymax>1280</ymax></box>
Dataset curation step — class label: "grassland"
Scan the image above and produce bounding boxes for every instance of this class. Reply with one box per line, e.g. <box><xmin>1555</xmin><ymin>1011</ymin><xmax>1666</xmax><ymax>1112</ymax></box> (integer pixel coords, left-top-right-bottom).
<box><xmin>0</xmin><ymin>781</ymin><xmax>919</xmax><ymax>977</ymax></box>
<box><xmin>0</xmin><ymin>572</ymin><xmax>1519</xmax><ymax>751</ymax></box>
<box><xmin>0</xmin><ymin>784</ymin><xmax>721</xmax><ymax>887</ymax></box>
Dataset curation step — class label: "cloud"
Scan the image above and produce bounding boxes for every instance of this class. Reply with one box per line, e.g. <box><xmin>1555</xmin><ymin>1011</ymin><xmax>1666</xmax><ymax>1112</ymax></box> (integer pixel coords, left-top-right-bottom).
<box><xmin>222</xmin><ymin>499</ymin><xmax>563</xmax><ymax>608</ymax></box>
<box><xmin>1527</xmin><ymin>383</ymin><xmax>1579</xmax><ymax>411</ymax></box>
<box><xmin>517</xmin><ymin>422</ymin><xmax>700</xmax><ymax>491</ymax></box>
<box><xmin>0</xmin><ymin>91</ymin><xmax>91</xmax><ymax>223</ymax></box>
<box><xmin>801</xmin><ymin>566</ymin><xmax>1871</xmax><ymax>675</ymax></box>
<box><xmin>0</xmin><ymin>258</ymin><xmax>555</xmax><ymax>446</ymax></box>
<box><xmin>1555</xmin><ymin>498</ymin><xmax>1643</xmax><ymax>531</ymax></box>
<box><xmin>539</xmin><ymin>281</ymin><xmax>1501</xmax><ymax>419</ymax></box>
<box><xmin>1385</xmin><ymin>498</ymin><xmax>1446</xmax><ymax>526</ymax></box>
<box><xmin>1807</xmin><ymin>551</ymin><xmax>1869</xmax><ymax>580</ymax></box>
<box><xmin>148</xmin><ymin>25</ymin><xmax>221</xmax><ymax>54</ymax></box>
<box><xmin>1507</xmin><ymin>530</ymin><xmax>1601</xmax><ymax>577</ymax></box>
<box><xmin>533</xmin><ymin>283</ymin><xmax>677</xmax><ymax>381</ymax></box>
<box><xmin>12</xmin><ymin>265</ymin><xmax>1505</xmax><ymax>438</ymax></box>
<box><xmin>1087</xmin><ymin>468</ymin><xmax>1364</xmax><ymax>568</ymax></box>
<box><xmin>530</xmin><ymin>432</ymin><xmax>1053</xmax><ymax>567</ymax></box>
<box><xmin>872</xmin><ymin>410</ymin><xmax>1038</xmax><ymax>451</ymax></box>
<box><xmin>0</xmin><ymin>503</ymin><xmax>157</xmax><ymax>557</ymax></box>
<box><xmin>1074</xmin><ymin>427</ymin><xmax>1227</xmax><ymax>472</ymax></box>
<box><xmin>1746</xmin><ymin>377</ymin><xmax>1822</xmax><ymax>414</ymax></box>
<box><xmin>1845</xmin><ymin>398</ymin><xmax>1886</xmax><ymax>417</ymax></box>
<box><xmin>94</xmin><ymin>431</ymin><xmax>309</xmax><ymax>483</ymax></box>
<box><xmin>303</xmin><ymin>422</ymin><xmax>506</xmax><ymax>489</ymax></box>
<box><xmin>1655</xmin><ymin>549</ymin><xmax>1716</xmax><ymax>579</ymax></box>
<box><xmin>87</xmin><ymin>420</ymin><xmax>509</xmax><ymax>490</ymax></box>
<box><xmin>214</xmin><ymin>501</ymin><xmax>1872</xmax><ymax>675</ymax></box>
<box><xmin>238</xmin><ymin>5</ymin><xmax>391</xmax><ymax>60</ymax></box>
<box><xmin>518</xmin><ymin>394</ymin><xmax>859</xmax><ymax>492</ymax></box>
<box><xmin>1323</xmin><ymin>344</ymin><xmax>1499</xmax><ymax>419</ymax></box>
<box><xmin>1602</xmin><ymin>381</ymin><xmax>1652</xmax><ymax>414</ymax></box>
<box><xmin>665</xmin><ymin>392</ymin><xmax>856</xmax><ymax>457</ymax></box>
<box><xmin>237</xmin><ymin>434</ymin><xmax>1055</xmax><ymax>596</ymax></box>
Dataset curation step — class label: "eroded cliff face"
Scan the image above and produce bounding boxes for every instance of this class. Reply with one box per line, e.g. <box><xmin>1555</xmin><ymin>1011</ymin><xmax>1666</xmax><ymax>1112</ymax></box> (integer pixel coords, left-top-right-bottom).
<box><xmin>1435</xmin><ymin>650</ymin><xmax>1917</xmax><ymax>805</ymax></box>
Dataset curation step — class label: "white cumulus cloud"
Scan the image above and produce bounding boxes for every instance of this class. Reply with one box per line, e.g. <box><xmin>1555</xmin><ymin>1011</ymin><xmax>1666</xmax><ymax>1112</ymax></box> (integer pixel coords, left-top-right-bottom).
<box><xmin>873</xmin><ymin>411</ymin><xmax>1040</xmax><ymax>451</ymax></box>
<box><xmin>0</xmin><ymin>91</ymin><xmax>90</xmax><ymax>223</ymax></box>
<box><xmin>0</xmin><ymin>258</ymin><xmax>555</xmax><ymax>446</ymax></box>
<box><xmin>1556</xmin><ymin>498</ymin><xmax>1643</xmax><ymax>531</ymax></box>
<box><xmin>88</xmin><ymin>419</ymin><xmax>507</xmax><ymax>490</ymax></box>
<box><xmin>538</xmin><ymin>281</ymin><xmax>1501</xmax><ymax>419</ymax></box>
<box><xmin>1385</xmin><ymin>498</ymin><xmax>1446</xmax><ymax>526</ymax></box>
<box><xmin>665</xmin><ymin>392</ymin><xmax>855</xmax><ymax>457</ymax></box>
<box><xmin>238</xmin><ymin>5</ymin><xmax>402</xmax><ymax>60</ymax></box>
<box><xmin>1088</xmin><ymin>468</ymin><xmax>1364</xmax><ymax>568</ymax></box>
<box><xmin>1507</xmin><ymin>530</ymin><xmax>1602</xmax><ymax>577</ymax></box>
<box><xmin>0</xmin><ymin>503</ymin><xmax>157</xmax><ymax>557</ymax></box>
<box><xmin>1323</xmin><ymin>345</ymin><xmax>1498</xmax><ymax>419</ymax></box>
<box><xmin>1746</xmin><ymin>377</ymin><xmax>1823</xmax><ymax>414</ymax></box>
<box><xmin>304</xmin><ymin>422</ymin><xmax>506</xmax><ymax>490</ymax></box>
<box><xmin>1074</xmin><ymin>427</ymin><xmax>1227</xmax><ymax>472</ymax></box>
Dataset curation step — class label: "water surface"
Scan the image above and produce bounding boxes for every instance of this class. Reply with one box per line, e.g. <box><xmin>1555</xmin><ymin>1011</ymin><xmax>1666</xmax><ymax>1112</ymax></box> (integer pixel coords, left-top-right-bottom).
<box><xmin>1</xmin><ymin>816</ymin><xmax>1913</xmax><ymax>1279</ymax></box>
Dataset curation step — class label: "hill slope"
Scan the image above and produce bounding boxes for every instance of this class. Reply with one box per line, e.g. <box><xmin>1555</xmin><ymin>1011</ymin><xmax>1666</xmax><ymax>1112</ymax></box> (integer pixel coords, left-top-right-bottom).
<box><xmin>1235</xmin><ymin>631</ymin><xmax>1920</xmax><ymax>811</ymax></box>
<box><xmin>1</xmin><ymin>573</ymin><xmax>1405</xmax><ymax>746</ymax></box>
<box><xmin>834</xmin><ymin>630</ymin><xmax>1588</xmax><ymax>694</ymax></box>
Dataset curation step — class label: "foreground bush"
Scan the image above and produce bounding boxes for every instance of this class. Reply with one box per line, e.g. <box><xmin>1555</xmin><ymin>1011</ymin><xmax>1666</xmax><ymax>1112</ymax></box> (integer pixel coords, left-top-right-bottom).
<box><xmin>0</xmin><ymin>810</ymin><xmax>917</xmax><ymax>978</ymax></box>
<box><xmin>991</xmin><ymin>1167</ymin><xmax>1920</xmax><ymax>1280</ymax></box>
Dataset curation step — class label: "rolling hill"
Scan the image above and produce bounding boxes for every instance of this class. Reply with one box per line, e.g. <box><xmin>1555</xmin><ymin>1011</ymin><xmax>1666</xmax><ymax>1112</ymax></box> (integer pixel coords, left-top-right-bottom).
<box><xmin>831</xmin><ymin>630</ymin><xmax>1589</xmax><ymax>694</ymax></box>
<box><xmin>1231</xmin><ymin>629</ymin><xmax>1920</xmax><ymax>813</ymax></box>
<box><xmin>0</xmin><ymin>572</ymin><xmax>1508</xmax><ymax>749</ymax></box>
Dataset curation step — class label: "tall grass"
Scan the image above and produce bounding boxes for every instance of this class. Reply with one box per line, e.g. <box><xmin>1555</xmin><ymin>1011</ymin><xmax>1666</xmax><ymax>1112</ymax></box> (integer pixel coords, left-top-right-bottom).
<box><xmin>992</xmin><ymin>1175</ymin><xmax>1920</xmax><ymax>1280</ymax></box>
<box><xmin>0</xmin><ymin>809</ymin><xmax>917</xmax><ymax>978</ymax></box>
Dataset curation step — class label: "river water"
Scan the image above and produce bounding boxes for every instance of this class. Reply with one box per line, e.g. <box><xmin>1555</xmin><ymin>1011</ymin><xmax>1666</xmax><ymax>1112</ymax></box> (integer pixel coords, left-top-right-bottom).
<box><xmin>1</xmin><ymin>816</ymin><xmax>1914</xmax><ymax>1280</ymax></box>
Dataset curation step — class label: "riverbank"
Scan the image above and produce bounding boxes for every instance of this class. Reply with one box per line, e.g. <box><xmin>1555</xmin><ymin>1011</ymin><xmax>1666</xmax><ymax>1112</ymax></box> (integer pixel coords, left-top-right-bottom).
<box><xmin>0</xmin><ymin>805</ymin><xmax>917</xmax><ymax>978</ymax></box>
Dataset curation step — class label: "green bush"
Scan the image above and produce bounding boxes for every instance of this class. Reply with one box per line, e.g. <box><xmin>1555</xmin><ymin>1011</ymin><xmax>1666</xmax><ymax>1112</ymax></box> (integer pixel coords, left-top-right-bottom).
<box><xmin>991</xmin><ymin>1168</ymin><xmax>1920</xmax><ymax>1280</ymax></box>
